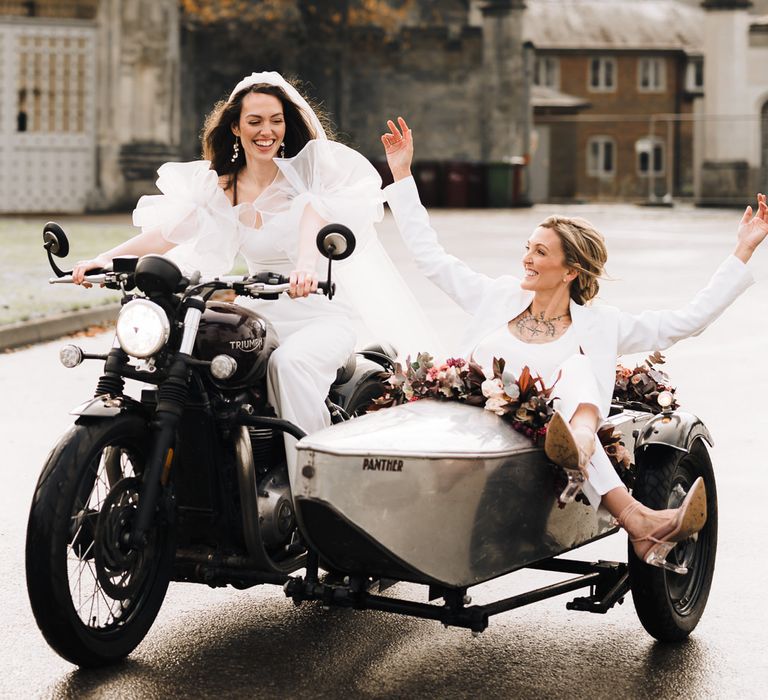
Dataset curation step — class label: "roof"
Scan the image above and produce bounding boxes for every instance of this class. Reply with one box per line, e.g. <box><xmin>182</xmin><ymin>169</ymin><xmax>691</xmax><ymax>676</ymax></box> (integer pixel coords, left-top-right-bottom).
<box><xmin>524</xmin><ymin>0</ymin><xmax>703</xmax><ymax>52</ymax></box>
<box><xmin>531</xmin><ymin>85</ymin><xmax>590</xmax><ymax>109</ymax></box>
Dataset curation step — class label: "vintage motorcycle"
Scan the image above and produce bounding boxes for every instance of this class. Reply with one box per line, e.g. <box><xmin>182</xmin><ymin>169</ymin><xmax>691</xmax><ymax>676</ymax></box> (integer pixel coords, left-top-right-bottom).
<box><xmin>26</xmin><ymin>222</ymin><xmax>717</xmax><ymax>668</ymax></box>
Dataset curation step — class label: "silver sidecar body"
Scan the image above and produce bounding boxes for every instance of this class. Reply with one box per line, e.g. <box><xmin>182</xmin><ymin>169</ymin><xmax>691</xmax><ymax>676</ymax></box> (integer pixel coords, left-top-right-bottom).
<box><xmin>293</xmin><ymin>400</ymin><xmax>650</xmax><ymax>589</ymax></box>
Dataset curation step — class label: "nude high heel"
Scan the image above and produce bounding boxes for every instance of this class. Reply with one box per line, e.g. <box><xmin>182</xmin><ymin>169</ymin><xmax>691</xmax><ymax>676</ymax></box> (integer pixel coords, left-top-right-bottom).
<box><xmin>544</xmin><ymin>411</ymin><xmax>592</xmax><ymax>503</ymax></box>
<box><xmin>618</xmin><ymin>477</ymin><xmax>707</xmax><ymax>575</ymax></box>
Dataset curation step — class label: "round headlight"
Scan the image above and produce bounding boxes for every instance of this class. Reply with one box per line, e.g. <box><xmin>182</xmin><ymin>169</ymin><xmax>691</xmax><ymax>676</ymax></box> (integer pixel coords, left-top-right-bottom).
<box><xmin>116</xmin><ymin>299</ymin><xmax>170</xmax><ymax>358</ymax></box>
<box><xmin>657</xmin><ymin>390</ymin><xmax>674</xmax><ymax>409</ymax></box>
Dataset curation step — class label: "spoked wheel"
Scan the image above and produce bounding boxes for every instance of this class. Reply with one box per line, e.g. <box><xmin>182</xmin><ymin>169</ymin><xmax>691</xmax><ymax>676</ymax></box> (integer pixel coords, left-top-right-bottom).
<box><xmin>628</xmin><ymin>441</ymin><xmax>717</xmax><ymax>641</ymax></box>
<box><xmin>26</xmin><ymin>415</ymin><xmax>176</xmax><ymax>667</ymax></box>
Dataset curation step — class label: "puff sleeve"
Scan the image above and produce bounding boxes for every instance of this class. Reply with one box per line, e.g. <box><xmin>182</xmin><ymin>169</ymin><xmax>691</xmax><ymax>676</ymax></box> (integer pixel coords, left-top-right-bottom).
<box><xmin>258</xmin><ymin>141</ymin><xmax>385</xmax><ymax>261</ymax></box>
<box><xmin>132</xmin><ymin>161</ymin><xmax>241</xmax><ymax>277</ymax></box>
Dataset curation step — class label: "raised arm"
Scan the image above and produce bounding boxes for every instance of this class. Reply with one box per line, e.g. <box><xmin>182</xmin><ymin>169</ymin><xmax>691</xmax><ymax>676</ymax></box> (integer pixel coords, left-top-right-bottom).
<box><xmin>381</xmin><ymin>117</ymin><xmax>495</xmax><ymax>315</ymax></box>
<box><xmin>617</xmin><ymin>195</ymin><xmax>767</xmax><ymax>354</ymax></box>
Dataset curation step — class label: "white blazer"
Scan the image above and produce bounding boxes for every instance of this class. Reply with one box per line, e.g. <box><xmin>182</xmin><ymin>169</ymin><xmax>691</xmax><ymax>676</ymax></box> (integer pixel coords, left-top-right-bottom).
<box><xmin>384</xmin><ymin>176</ymin><xmax>755</xmax><ymax>417</ymax></box>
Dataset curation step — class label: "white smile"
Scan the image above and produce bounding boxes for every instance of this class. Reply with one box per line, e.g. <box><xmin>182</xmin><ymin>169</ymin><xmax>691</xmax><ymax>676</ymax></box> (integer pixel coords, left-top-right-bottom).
<box><xmin>524</xmin><ymin>269</ymin><xmax>538</xmax><ymax>277</ymax></box>
<box><xmin>254</xmin><ymin>139</ymin><xmax>275</xmax><ymax>148</ymax></box>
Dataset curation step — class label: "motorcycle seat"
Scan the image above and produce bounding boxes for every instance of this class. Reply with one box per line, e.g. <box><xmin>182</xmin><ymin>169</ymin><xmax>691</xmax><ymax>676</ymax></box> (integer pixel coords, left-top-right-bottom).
<box><xmin>333</xmin><ymin>353</ymin><xmax>357</xmax><ymax>386</ymax></box>
<box><xmin>332</xmin><ymin>341</ymin><xmax>398</xmax><ymax>388</ymax></box>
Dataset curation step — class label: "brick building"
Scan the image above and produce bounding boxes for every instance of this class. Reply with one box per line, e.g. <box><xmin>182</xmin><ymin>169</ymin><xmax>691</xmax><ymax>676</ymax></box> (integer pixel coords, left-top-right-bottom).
<box><xmin>522</xmin><ymin>0</ymin><xmax>703</xmax><ymax>203</ymax></box>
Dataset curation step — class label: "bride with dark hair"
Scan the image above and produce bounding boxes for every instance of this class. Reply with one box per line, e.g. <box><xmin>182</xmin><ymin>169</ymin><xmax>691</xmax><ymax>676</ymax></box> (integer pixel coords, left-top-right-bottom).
<box><xmin>71</xmin><ymin>72</ymin><xmax>434</xmax><ymax>469</ymax></box>
<box><xmin>380</xmin><ymin>116</ymin><xmax>768</xmax><ymax>571</ymax></box>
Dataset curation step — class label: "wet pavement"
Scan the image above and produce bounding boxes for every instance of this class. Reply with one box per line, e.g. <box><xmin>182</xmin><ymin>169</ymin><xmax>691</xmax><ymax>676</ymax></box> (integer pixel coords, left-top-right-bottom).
<box><xmin>2</xmin><ymin>203</ymin><xmax>768</xmax><ymax>698</ymax></box>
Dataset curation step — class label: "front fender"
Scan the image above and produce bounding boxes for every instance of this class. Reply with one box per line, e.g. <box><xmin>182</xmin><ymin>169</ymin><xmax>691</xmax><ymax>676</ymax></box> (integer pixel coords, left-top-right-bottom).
<box><xmin>71</xmin><ymin>394</ymin><xmax>146</xmax><ymax>419</ymax></box>
<box><xmin>634</xmin><ymin>410</ymin><xmax>713</xmax><ymax>453</ymax></box>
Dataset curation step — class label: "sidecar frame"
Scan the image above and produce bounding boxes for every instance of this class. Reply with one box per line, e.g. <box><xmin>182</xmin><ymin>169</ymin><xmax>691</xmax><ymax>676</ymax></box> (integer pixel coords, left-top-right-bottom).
<box><xmin>283</xmin><ymin>552</ymin><xmax>632</xmax><ymax>635</ymax></box>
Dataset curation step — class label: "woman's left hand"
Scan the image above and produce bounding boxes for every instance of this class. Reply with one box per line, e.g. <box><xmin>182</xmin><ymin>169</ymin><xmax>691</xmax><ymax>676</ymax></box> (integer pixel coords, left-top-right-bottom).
<box><xmin>735</xmin><ymin>193</ymin><xmax>768</xmax><ymax>263</ymax></box>
<box><xmin>289</xmin><ymin>269</ymin><xmax>318</xmax><ymax>298</ymax></box>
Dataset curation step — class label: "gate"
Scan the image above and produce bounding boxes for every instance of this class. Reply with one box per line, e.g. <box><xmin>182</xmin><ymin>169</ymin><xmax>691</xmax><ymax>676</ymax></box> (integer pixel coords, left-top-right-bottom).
<box><xmin>0</xmin><ymin>19</ymin><xmax>96</xmax><ymax>213</ymax></box>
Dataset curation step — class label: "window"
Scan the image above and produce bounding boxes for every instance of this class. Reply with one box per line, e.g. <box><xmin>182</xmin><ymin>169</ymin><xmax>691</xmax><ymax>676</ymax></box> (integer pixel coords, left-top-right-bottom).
<box><xmin>587</xmin><ymin>137</ymin><xmax>615</xmax><ymax>177</ymax></box>
<box><xmin>533</xmin><ymin>56</ymin><xmax>559</xmax><ymax>89</ymax></box>
<box><xmin>638</xmin><ymin>57</ymin><xmax>666</xmax><ymax>92</ymax></box>
<box><xmin>685</xmin><ymin>57</ymin><xmax>704</xmax><ymax>92</ymax></box>
<box><xmin>636</xmin><ymin>137</ymin><xmax>665</xmax><ymax>176</ymax></box>
<box><xmin>588</xmin><ymin>57</ymin><xmax>616</xmax><ymax>92</ymax></box>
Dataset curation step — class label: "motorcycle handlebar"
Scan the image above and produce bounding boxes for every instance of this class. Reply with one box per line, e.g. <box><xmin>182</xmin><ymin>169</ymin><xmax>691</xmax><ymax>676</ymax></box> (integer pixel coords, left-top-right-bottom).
<box><xmin>50</xmin><ymin>272</ymin><xmax>336</xmax><ymax>297</ymax></box>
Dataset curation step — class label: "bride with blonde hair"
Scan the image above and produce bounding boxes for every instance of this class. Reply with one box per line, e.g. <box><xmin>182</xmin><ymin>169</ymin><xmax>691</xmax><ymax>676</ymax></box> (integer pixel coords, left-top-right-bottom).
<box><xmin>381</xmin><ymin>116</ymin><xmax>768</xmax><ymax>571</ymax></box>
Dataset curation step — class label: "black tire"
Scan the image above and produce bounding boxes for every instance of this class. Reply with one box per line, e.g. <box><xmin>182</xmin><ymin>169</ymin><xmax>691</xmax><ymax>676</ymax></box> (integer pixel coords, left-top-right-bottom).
<box><xmin>628</xmin><ymin>440</ymin><xmax>717</xmax><ymax>642</ymax></box>
<box><xmin>25</xmin><ymin>415</ymin><xmax>176</xmax><ymax>667</ymax></box>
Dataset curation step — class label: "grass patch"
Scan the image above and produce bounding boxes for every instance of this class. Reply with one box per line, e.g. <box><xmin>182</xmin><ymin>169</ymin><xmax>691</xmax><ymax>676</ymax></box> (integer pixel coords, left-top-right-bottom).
<box><xmin>0</xmin><ymin>217</ymin><xmax>133</xmax><ymax>325</ymax></box>
<box><xmin>0</xmin><ymin>215</ymin><xmax>250</xmax><ymax>326</ymax></box>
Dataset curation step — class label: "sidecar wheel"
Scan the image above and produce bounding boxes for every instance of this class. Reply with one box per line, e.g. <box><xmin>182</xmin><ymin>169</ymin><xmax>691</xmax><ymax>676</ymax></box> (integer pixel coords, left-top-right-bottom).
<box><xmin>628</xmin><ymin>441</ymin><xmax>717</xmax><ymax>642</ymax></box>
<box><xmin>25</xmin><ymin>415</ymin><xmax>176</xmax><ymax>667</ymax></box>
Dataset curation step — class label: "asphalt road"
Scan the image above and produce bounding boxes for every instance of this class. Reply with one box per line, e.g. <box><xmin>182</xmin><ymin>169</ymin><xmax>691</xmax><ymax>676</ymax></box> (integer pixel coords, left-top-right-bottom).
<box><xmin>2</xmin><ymin>203</ymin><xmax>768</xmax><ymax>698</ymax></box>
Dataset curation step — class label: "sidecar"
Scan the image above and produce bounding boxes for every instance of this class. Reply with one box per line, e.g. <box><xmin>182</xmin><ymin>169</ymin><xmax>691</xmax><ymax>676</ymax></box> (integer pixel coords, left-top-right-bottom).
<box><xmin>287</xmin><ymin>400</ymin><xmax>717</xmax><ymax>641</ymax></box>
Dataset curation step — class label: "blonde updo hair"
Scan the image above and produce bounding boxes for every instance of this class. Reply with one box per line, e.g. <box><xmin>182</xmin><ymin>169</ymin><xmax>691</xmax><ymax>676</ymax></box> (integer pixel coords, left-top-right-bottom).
<box><xmin>538</xmin><ymin>215</ymin><xmax>608</xmax><ymax>304</ymax></box>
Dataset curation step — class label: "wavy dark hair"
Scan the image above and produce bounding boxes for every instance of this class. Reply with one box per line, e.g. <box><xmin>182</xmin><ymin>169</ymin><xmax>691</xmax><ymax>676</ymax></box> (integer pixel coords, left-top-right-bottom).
<box><xmin>202</xmin><ymin>83</ymin><xmax>327</xmax><ymax>190</ymax></box>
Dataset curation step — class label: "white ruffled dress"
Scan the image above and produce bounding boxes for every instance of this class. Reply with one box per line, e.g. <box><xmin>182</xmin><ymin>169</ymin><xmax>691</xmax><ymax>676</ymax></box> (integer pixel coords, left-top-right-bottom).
<box><xmin>132</xmin><ymin>141</ymin><xmax>445</xmax><ymax>470</ymax></box>
<box><xmin>132</xmin><ymin>140</ymin><xmax>440</xmax><ymax>357</ymax></box>
<box><xmin>133</xmin><ymin>141</ymin><xmax>388</xmax><ymax>336</ymax></box>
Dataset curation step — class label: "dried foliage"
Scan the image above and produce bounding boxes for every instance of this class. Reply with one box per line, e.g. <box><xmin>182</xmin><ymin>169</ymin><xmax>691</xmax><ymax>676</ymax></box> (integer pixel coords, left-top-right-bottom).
<box><xmin>368</xmin><ymin>351</ymin><xmax>679</xmax><ymax>489</ymax></box>
<box><xmin>613</xmin><ymin>350</ymin><xmax>679</xmax><ymax>413</ymax></box>
<box><xmin>181</xmin><ymin>0</ymin><xmax>415</xmax><ymax>35</ymax></box>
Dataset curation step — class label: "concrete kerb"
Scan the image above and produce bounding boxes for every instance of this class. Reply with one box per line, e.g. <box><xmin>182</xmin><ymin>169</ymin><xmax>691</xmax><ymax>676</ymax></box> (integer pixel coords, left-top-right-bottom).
<box><xmin>0</xmin><ymin>304</ymin><xmax>120</xmax><ymax>352</ymax></box>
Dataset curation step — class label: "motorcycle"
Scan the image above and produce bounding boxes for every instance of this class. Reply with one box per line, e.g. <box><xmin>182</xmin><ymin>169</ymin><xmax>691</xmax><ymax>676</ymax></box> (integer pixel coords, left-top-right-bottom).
<box><xmin>26</xmin><ymin>221</ymin><xmax>393</xmax><ymax>667</ymax></box>
<box><xmin>26</xmin><ymin>222</ymin><xmax>717</xmax><ymax>668</ymax></box>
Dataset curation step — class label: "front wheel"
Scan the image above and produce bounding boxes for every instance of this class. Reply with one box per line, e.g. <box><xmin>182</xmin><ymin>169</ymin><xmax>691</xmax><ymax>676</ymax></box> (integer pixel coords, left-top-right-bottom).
<box><xmin>628</xmin><ymin>441</ymin><xmax>717</xmax><ymax>641</ymax></box>
<box><xmin>25</xmin><ymin>415</ymin><xmax>176</xmax><ymax>667</ymax></box>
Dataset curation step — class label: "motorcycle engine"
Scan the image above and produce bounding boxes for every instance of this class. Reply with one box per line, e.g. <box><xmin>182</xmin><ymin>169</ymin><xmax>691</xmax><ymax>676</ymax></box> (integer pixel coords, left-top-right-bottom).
<box><xmin>250</xmin><ymin>427</ymin><xmax>295</xmax><ymax>551</ymax></box>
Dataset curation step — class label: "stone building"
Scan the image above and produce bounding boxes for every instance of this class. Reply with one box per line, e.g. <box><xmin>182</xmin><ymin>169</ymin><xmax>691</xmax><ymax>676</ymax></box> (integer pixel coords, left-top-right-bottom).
<box><xmin>0</xmin><ymin>0</ymin><xmax>533</xmax><ymax>212</ymax></box>
<box><xmin>0</xmin><ymin>0</ymin><xmax>180</xmax><ymax>213</ymax></box>
<box><xmin>179</xmin><ymin>0</ymin><xmax>532</xmax><ymax>207</ymax></box>
<box><xmin>4</xmin><ymin>0</ymin><xmax>765</xmax><ymax>212</ymax></box>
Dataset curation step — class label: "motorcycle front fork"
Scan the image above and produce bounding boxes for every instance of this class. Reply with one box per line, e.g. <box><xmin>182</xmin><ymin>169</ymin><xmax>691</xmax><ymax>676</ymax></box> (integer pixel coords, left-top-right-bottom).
<box><xmin>129</xmin><ymin>299</ymin><xmax>204</xmax><ymax>549</ymax></box>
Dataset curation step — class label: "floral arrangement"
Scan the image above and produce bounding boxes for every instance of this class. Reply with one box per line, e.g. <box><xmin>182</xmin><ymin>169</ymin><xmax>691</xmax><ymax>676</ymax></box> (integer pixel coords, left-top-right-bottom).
<box><xmin>369</xmin><ymin>351</ymin><xmax>678</xmax><ymax>490</ymax></box>
<box><xmin>613</xmin><ymin>350</ymin><xmax>679</xmax><ymax>413</ymax></box>
<box><xmin>370</xmin><ymin>352</ymin><xmax>559</xmax><ymax>446</ymax></box>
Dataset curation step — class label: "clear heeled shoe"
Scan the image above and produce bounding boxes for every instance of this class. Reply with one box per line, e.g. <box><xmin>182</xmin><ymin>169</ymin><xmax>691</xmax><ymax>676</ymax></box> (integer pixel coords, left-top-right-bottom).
<box><xmin>544</xmin><ymin>412</ymin><xmax>590</xmax><ymax>503</ymax></box>
<box><xmin>618</xmin><ymin>477</ymin><xmax>707</xmax><ymax>575</ymax></box>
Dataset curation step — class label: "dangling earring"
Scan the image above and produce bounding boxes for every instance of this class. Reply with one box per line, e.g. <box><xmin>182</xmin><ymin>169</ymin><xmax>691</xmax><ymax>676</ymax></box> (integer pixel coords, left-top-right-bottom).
<box><xmin>231</xmin><ymin>137</ymin><xmax>240</xmax><ymax>163</ymax></box>
<box><xmin>279</xmin><ymin>142</ymin><xmax>286</xmax><ymax>158</ymax></box>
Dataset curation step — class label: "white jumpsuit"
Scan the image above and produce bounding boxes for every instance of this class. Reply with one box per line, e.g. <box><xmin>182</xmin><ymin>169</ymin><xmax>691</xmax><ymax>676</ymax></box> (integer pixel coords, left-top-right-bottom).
<box><xmin>472</xmin><ymin>325</ymin><xmax>623</xmax><ymax>508</ymax></box>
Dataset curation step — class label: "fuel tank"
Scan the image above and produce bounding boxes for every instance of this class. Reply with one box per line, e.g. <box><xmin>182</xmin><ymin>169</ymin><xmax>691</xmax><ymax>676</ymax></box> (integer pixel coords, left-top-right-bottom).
<box><xmin>194</xmin><ymin>301</ymin><xmax>278</xmax><ymax>390</ymax></box>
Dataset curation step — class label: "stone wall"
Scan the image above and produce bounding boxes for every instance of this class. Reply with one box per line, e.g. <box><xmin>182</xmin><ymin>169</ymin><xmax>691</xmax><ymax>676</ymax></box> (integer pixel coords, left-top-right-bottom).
<box><xmin>179</xmin><ymin>22</ymin><xmax>488</xmax><ymax>164</ymax></box>
<box><xmin>94</xmin><ymin>0</ymin><xmax>181</xmax><ymax>209</ymax></box>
